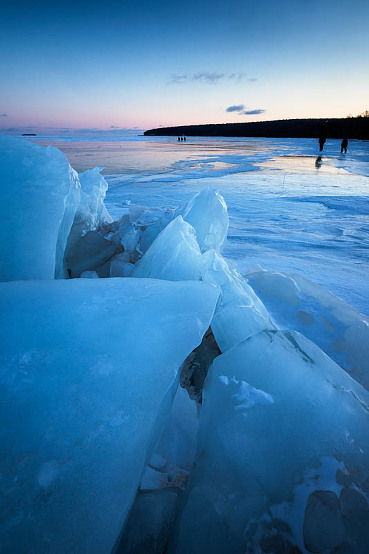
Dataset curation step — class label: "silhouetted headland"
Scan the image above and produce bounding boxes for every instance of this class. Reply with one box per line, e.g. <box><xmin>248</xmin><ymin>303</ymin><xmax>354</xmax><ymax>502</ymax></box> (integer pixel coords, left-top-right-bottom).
<box><xmin>144</xmin><ymin>118</ymin><xmax>369</xmax><ymax>140</ymax></box>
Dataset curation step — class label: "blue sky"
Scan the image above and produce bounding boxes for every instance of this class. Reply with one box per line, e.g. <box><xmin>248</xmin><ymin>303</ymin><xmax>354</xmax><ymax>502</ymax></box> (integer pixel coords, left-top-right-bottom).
<box><xmin>0</xmin><ymin>0</ymin><xmax>368</xmax><ymax>131</ymax></box>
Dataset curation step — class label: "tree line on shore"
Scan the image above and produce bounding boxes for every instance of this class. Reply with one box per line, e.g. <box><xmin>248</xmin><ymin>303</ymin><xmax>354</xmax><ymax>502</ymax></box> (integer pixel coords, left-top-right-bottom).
<box><xmin>144</xmin><ymin>117</ymin><xmax>369</xmax><ymax>140</ymax></box>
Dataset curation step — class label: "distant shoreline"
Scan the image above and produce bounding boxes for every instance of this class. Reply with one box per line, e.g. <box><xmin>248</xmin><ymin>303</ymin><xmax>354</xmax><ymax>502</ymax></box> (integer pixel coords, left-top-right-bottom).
<box><xmin>144</xmin><ymin>118</ymin><xmax>369</xmax><ymax>140</ymax></box>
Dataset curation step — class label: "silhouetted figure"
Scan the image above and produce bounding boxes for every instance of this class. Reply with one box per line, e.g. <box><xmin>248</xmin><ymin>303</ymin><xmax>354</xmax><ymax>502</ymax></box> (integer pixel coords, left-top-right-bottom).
<box><xmin>318</xmin><ymin>136</ymin><xmax>326</xmax><ymax>152</ymax></box>
<box><xmin>178</xmin><ymin>137</ymin><xmax>180</xmax><ymax>141</ymax></box>
<box><xmin>315</xmin><ymin>156</ymin><xmax>322</xmax><ymax>168</ymax></box>
<box><xmin>184</xmin><ymin>136</ymin><xmax>186</xmax><ymax>141</ymax></box>
<box><xmin>341</xmin><ymin>138</ymin><xmax>348</xmax><ymax>153</ymax></box>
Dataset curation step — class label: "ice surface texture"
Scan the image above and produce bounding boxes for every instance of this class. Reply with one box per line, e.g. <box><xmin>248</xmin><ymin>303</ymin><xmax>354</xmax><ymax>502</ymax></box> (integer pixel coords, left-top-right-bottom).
<box><xmin>247</xmin><ymin>265</ymin><xmax>369</xmax><ymax>391</ymax></box>
<box><xmin>0</xmin><ymin>278</ymin><xmax>219</xmax><ymax>553</ymax></box>
<box><xmin>174</xmin><ymin>330</ymin><xmax>369</xmax><ymax>553</ymax></box>
<box><xmin>0</xmin><ymin>135</ymin><xmax>80</xmax><ymax>280</ymax></box>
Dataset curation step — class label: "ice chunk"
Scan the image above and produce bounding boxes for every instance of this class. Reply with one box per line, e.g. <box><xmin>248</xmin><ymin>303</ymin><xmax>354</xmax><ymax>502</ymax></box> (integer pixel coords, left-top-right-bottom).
<box><xmin>77</xmin><ymin>167</ymin><xmax>112</xmax><ymax>230</ymax></box>
<box><xmin>0</xmin><ymin>278</ymin><xmax>219</xmax><ymax>553</ymax></box>
<box><xmin>247</xmin><ymin>266</ymin><xmax>369</xmax><ymax>390</ymax></box>
<box><xmin>174</xmin><ymin>330</ymin><xmax>369</xmax><ymax>553</ymax></box>
<box><xmin>133</xmin><ymin>216</ymin><xmax>202</xmax><ymax>281</ymax></box>
<box><xmin>64</xmin><ymin>229</ymin><xmax>117</xmax><ymax>278</ymax></box>
<box><xmin>117</xmin><ymin>205</ymin><xmax>175</xmax><ymax>257</ymax></box>
<box><xmin>121</xmin><ymin>226</ymin><xmax>141</xmax><ymax>252</ymax></box>
<box><xmin>109</xmin><ymin>254</ymin><xmax>135</xmax><ymax>277</ymax></box>
<box><xmin>64</xmin><ymin>168</ymin><xmax>114</xmax><ymax>276</ymax></box>
<box><xmin>0</xmin><ymin>134</ymin><xmax>80</xmax><ymax>280</ymax></box>
<box><xmin>179</xmin><ymin>187</ymin><xmax>229</xmax><ymax>253</ymax></box>
<box><xmin>201</xmin><ymin>250</ymin><xmax>275</xmax><ymax>351</ymax></box>
<box><xmin>80</xmin><ymin>270</ymin><xmax>99</xmax><ymax>278</ymax></box>
<box><xmin>140</xmin><ymin>210</ymin><xmax>176</xmax><ymax>253</ymax></box>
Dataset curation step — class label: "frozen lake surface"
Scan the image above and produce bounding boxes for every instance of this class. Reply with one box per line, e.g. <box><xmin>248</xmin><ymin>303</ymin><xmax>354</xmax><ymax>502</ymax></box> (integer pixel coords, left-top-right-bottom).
<box><xmin>36</xmin><ymin>135</ymin><xmax>369</xmax><ymax>314</ymax></box>
<box><xmin>3</xmin><ymin>133</ymin><xmax>369</xmax><ymax>553</ymax></box>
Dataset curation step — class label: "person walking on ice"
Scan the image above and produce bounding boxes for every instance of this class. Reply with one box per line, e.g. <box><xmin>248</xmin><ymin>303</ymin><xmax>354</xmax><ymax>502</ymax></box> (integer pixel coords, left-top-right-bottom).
<box><xmin>341</xmin><ymin>138</ymin><xmax>348</xmax><ymax>153</ymax></box>
<box><xmin>318</xmin><ymin>136</ymin><xmax>326</xmax><ymax>152</ymax></box>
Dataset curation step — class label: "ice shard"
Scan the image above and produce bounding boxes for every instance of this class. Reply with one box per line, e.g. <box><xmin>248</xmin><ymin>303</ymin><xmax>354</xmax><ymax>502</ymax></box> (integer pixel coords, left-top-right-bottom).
<box><xmin>133</xmin><ymin>216</ymin><xmax>202</xmax><ymax>281</ymax></box>
<box><xmin>0</xmin><ymin>134</ymin><xmax>80</xmax><ymax>280</ymax></box>
<box><xmin>201</xmin><ymin>250</ymin><xmax>274</xmax><ymax>351</ymax></box>
<box><xmin>179</xmin><ymin>187</ymin><xmax>229</xmax><ymax>253</ymax></box>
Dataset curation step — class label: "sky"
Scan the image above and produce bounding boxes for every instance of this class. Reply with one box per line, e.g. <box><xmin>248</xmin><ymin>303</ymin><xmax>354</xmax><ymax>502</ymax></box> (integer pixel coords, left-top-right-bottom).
<box><xmin>0</xmin><ymin>0</ymin><xmax>368</xmax><ymax>132</ymax></box>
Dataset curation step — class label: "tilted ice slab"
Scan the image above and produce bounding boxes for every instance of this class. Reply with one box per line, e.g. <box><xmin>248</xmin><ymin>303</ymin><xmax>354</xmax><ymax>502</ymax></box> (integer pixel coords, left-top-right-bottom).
<box><xmin>247</xmin><ymin>265</ymin><xmax>369</xmax><ymax>391</ymax></box>
<box><xmin>178</xmin><ymin>187</ymin><xmax>229</xmax><ymax>253</ymax></box>
<box><xmin>201</xmin><ymin>250</ymin><xmax>275</xmax><ymax>352</ymax></box>
<box><xmin>133</xmin><ymin>216</ymin><xmax>202</xmax><ymax>281</ymax></box>
<box><xmin>0</xmin><ymin>278</ymin><xmax>219</xmax><ymax>553</ymax></box>
<box><xmin>0</xmin><ymin>134</ymin><xmax>80</xmax><ymax>280</ymax></box>
<box><xmin>174</xmin><ymin>330</ymin><xmax>369</xmax><ymax>554</ymax></box>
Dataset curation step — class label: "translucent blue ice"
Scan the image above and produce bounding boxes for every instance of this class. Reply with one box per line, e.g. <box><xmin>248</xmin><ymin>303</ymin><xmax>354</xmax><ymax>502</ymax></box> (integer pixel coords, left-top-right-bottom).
<box><xmin>0</xmin><ymin>134</ymin><xmax>79</xmax><ymax>280</ymax></box>
<box><xmin>0</xmin><ymin>278</ymin><xmax>219</xmax><ymax>553</ymax></box>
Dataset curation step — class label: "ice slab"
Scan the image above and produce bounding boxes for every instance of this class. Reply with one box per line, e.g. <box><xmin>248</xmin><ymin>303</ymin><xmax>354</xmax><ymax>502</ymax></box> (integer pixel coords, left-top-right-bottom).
<box><xmin>0</xmin><ymin>278</ymin><xmax>219</xmax><ymax>553</ymax></box>
<box><xmin>0</xmin><ymin>134</ymin><xmax>79</xmax><ymax>280</ymax></box>
<box><xmin>179</xmin><ymin>187</ymin><xmax>229</xmax><ymax>253</ymax></box>
<box><xmin>174</xmin><ymin>330</ymin><xmax>369</xmax><ymax>553</ymax></box>
<box><xmin>201</xmin><ymin>250</ymin><xmax>275</xmax><ymax>351</ymax></box>
<box><xmin>247</xmin><ymin>265</ymin><xmax>369</xmax><ymax>390</ymax></box>
<box><xmin>133</xmin><ymin>216</ymin><xmax>202</xmax><ymax>281</ymax></box>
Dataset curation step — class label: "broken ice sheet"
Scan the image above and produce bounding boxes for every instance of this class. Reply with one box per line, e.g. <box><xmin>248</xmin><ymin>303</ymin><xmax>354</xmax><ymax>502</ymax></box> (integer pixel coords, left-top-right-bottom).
<box><xmin>0</xmin><ymin>278</ymin><xmax>219</xmax><ymax>553</ymax></box>
<box><xmin>174</xmin><ymin>330</ymin><xmax>369</xmax><ymax>553</ymax></box>
<box><xmin>247</xmin><ymin>265</ymin><xmax>369</xmax><ymax>391</ymax></box>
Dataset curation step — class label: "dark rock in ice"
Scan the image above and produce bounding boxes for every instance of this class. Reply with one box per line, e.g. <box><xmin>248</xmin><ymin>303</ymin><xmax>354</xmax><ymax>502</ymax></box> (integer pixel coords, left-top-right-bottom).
<box><xmin>342</xmin><ymin>511</ymin><xmax>369</xmax><ymax>553</ymax></box>
<box><xmin>303</xmin><ymin>490</ymin><xmax>345</xmax><ymax>552</ymax></box>
<box><xmin>180</xmin><ymin>327</ymin><xmax>220</xmax><ymax>403</ymax></box>
<box><xmin>340</xmin><ymin>487</ymin><xmax>368</xmax><ymax>516</ymax></box>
